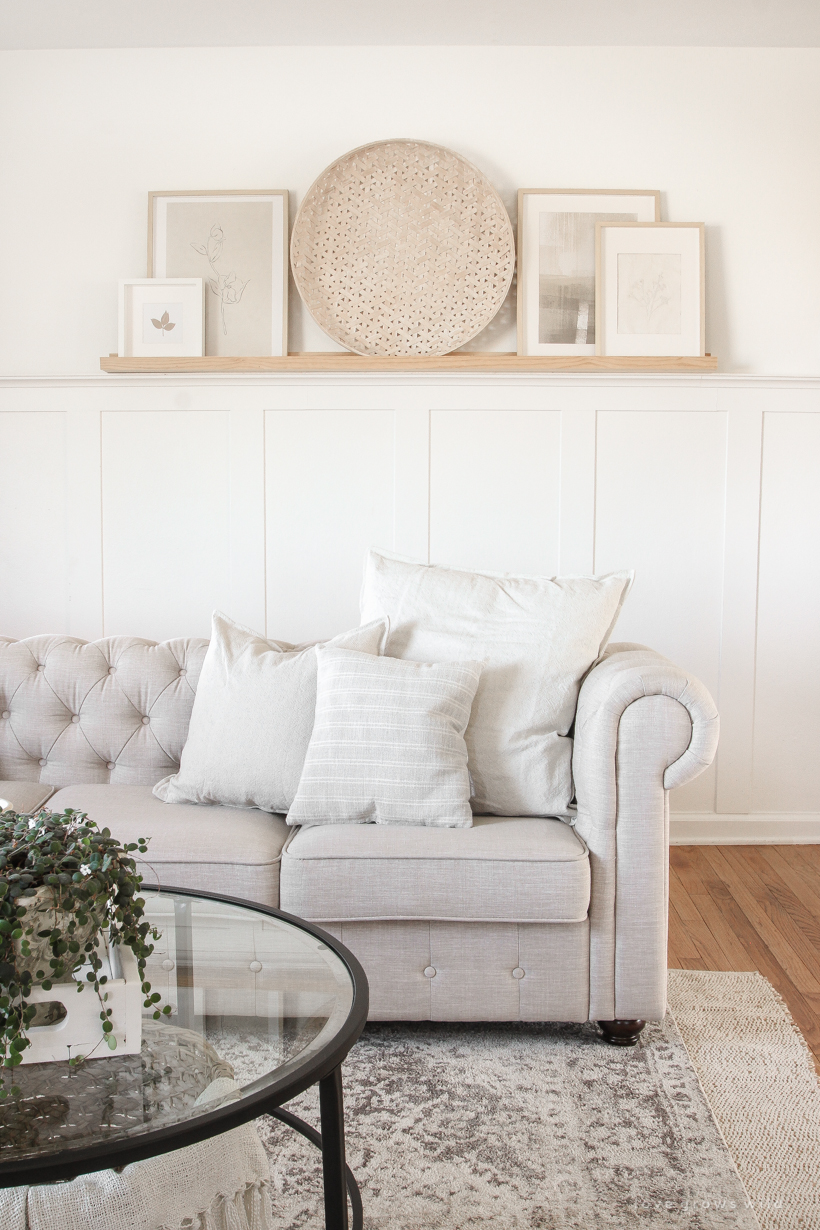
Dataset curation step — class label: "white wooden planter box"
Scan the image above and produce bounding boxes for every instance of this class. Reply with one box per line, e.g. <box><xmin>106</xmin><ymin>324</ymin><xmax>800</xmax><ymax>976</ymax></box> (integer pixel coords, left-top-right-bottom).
<box><xmin>22</xmin><ymin>938</ymin><xmax>142</xmax><ymax>1064</ymax></box>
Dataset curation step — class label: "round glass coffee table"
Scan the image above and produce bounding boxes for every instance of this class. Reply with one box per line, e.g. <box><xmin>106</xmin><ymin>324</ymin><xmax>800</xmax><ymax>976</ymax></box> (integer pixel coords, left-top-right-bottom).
<box><xmin>0</xmin><ymin>887</ymin><xmax>369</xmax><ymax>1230</ymax></box>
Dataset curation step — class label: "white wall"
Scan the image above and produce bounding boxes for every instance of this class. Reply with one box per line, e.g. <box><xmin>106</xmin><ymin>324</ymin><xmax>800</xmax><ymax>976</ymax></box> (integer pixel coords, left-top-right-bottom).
<box><xmin>1</xmin><ymin>46</ymin><xmax>819</xmax><ymax>375</ymax></box>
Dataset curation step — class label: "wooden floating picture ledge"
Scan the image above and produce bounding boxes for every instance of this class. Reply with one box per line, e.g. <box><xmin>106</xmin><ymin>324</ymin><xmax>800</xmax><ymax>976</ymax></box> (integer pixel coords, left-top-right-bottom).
<box><xmin>100</xmin><ymin>353</ymin><xmax>718</xmax><ymax>374</ymax></box>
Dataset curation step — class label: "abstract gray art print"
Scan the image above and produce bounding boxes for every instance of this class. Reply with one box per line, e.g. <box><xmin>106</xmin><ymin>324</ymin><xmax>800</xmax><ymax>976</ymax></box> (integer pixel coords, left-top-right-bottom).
<box><xmin>616</xmin><ymin>253</ymin><xmax>682</xmax><ymax>334</ymax></box>
<box><xmin>539</xmin><ymin>211</ymin><xmax>636</xmax><ymax>344</ymax></box>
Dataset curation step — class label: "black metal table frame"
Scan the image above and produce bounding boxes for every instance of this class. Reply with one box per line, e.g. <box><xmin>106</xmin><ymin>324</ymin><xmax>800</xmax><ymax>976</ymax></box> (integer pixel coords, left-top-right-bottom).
<box><xmin>0</xmin><ymin>886</ymin><xmax>370</xmax><ymax>1230</ymax></box>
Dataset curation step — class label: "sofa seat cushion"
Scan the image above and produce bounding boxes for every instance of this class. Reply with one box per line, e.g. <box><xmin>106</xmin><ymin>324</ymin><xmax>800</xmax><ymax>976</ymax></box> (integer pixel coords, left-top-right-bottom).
<box><xmin>47</xmin><ymin>785</ymin><xmax>288</xmax><ymax>909</ymax></box>
<box><xmin>280</xmin><ymin>816</ymin><xmax>589</xmax><ymax>923</ymax></box>
<box><xmin>0</xmin><ymin>781</ymin><xmax>56</xmax><ymax>813</ymax></box>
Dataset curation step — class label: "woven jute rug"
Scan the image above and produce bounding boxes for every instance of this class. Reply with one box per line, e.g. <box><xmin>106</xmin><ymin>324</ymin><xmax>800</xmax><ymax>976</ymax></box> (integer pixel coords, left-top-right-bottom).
<box><xmin>214</xmin><ymin>970</ymin><xmax>820</xmax><ymax>1230</ymax></box>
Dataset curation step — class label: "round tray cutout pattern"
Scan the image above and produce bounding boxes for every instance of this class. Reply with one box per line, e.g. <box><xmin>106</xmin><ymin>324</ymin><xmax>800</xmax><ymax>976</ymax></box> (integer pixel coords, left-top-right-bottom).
<box><xmin>291</xmin><ymin>139</ymin><xmax>515</xmax><ymax>356</ymax></box>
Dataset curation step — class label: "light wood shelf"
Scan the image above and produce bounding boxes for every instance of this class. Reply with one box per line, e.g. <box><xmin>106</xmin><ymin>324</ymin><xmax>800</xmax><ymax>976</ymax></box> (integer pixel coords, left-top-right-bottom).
<box><xmin>100</xmin><ymin>352</ymin><xmax>718</xmax><ymax>374</ymax></box>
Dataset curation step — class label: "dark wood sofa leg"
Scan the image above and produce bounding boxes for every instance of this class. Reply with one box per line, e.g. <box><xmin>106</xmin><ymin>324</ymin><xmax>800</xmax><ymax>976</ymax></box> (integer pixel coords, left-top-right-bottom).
<box><xmin>598</xmin><ymin>1019</ymin><xmax>646</xmax><ymax>1046</ymax></box>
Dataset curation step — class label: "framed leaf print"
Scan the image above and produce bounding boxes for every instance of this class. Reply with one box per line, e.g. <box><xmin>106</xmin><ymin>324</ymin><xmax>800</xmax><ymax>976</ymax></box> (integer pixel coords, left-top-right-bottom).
<box><xmin>118</xmin><ymin>278</ymin><xmax>204</xmax><ymax>358</ymax></box>
<box><xmin>149</xmin><ymin>190</ymin><xmax>288</xmax><ymax>357</ymax></box>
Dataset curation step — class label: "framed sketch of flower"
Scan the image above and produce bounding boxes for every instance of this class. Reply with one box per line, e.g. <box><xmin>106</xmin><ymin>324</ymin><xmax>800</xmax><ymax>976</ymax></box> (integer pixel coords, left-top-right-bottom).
<box><xmin>595</xmin><ymin>222</ymin><xmax>705</xmax><ymax>357</ymax></box>
<box><xmin>149</xmin><ymin>190</ymin><xmax>288</xmax><ymax>357</ymax></box>
<box><xmin>118</xmin><ymin>278</ymin><xmax>204</xmax><ymax>358</ymax></box>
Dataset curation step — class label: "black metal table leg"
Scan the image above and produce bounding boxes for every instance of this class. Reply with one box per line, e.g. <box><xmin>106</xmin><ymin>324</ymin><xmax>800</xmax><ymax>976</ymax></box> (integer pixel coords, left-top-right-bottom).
<box><xmin>319</xmin><ymin>1066</ymin><xmax>349</xmax><ymax>1230</ymax></box>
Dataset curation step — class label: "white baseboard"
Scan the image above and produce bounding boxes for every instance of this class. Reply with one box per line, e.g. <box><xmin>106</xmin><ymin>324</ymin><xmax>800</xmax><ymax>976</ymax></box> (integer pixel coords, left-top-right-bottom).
<box><xmin>670</xmin><ymin>812</ymin><xmax>820</xmax><ymax>844</ymax></box>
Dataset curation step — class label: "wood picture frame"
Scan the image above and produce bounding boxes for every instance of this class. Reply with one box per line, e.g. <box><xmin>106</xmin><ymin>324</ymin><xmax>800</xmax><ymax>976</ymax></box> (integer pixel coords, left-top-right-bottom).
<box><xmin>595</xmin><ymin>221</ymin><xmax>705</xmax><ymax>357</ymax></box>
<box><xmin>516</xmin><ymin>189</ymin><xmax>660</xmax><ymax>356</ymax></box>
<box><xmin>148</xmin><ymin>190</ymin><xmax>288</xmax><ymax>357</ymax></box>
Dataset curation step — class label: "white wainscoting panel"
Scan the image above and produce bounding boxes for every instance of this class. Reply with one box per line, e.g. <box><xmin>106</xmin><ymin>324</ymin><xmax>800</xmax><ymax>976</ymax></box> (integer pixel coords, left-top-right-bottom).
<box><xmin>101</xmin><ymin>409</ymin><xmax>232</xmax><ymax>640</ymax></box>
<box><xmin>265</xmin><ymin>409</ymin><xmax>395</xmax><ymax>642</ymax></box>
<box><xmin>0</xmin><ymin>411</ymin><xmax>68</xmax><ymax>639</ymax></box>
<box><xmin>1</xmin><ymin>372</ymin><xmax>819</xmax><ymax>841</ymax></box>
<box><xmin>753</xmin><ymin>410</ymin><xmax>820</xmax><ymax>813</ymax></box>
<box><xmin>429</xmin><ymin>410</ymin><xmax>561</xmax><ymax>576</ymax></box>
<box><xmin>594</xmin><ymin>410</ymin><xmax>728</xmax><ymax>813</ymax></box>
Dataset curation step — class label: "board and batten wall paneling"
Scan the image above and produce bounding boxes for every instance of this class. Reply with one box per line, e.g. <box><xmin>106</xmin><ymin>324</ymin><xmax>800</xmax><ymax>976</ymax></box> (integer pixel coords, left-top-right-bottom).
<box><xmin>753</xmin><ymin>411</ymin><xmax>820</xmax><ymax>813</ymax></box>
<box><xmin>429</xmin><ymin>410</ymin><xmax>561</xmax><ymax>576</ymax></box>
<box><xmin>0</xmin><ymin>412</ymin><xmax>68</xmax><ymax>639</ymax></box>
<box><xmin>101</xmin><ymin>410</ymin><xmax>232</xmax><ymax>640</ymax></box>
<box><xmin>594</xmin><ymin>409</ymin><xmax>728</xmax><ymax>813</ymax></box>
<box><xmin>265</xmin><ymin>409</ymin><xmax>395</xmax><ymax>642</ymax></box>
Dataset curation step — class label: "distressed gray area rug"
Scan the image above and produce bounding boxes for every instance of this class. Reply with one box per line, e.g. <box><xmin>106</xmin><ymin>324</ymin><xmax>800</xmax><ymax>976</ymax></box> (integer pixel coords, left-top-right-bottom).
<box><xmin>213</xmin><ymin>969</ymin><xmax>806</xmax><ymax>1230</ymax></box>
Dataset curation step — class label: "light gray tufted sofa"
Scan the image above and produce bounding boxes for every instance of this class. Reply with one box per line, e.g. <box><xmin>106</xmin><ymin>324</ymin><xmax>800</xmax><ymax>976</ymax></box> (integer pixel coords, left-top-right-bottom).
<box><xmin>0</xmin><ymin>633</ymin><xmax>718</xmax><ymax>1032</ymax></box>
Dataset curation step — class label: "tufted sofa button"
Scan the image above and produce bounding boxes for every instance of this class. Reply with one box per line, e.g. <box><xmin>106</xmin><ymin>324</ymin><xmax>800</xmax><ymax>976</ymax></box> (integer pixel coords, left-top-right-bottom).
<box><xmin>161</xmin><ymin>958</ymin><xmax>175</xmax><ymax>972</ymax></box>
<box><xmin>38</xmin><ymin>758</ymin><xmax>46</xmax><ymax>767</ymax></box>
<box><xmin>249</xmin><ymin>960</ymin><xmax>263</xmax><ymax>973</ymax></box>
<box><xmin>512</xmin><ymin>967</ymin><xmax>525</xmax><ymax>979</ymax></box>
<box><xmin>423</xmin><ymin>966</ymin><xmax>436</xmax><ymax>978</ymax></box>
<box><xmin>108</xmin><ymin>666</ymin><xmax>117</xmax><ymax>676</ymax></box>
<box><xmin>107</xmin><ymin>762</ymin><xmax>116</xmax><ymax>771</ymax></box>
<box><xmin>71</xmin><ymin>714</ymin><xmax>80</xmax><ymax>724</ymax></box>
<box><xmin>1</xmin><ymin>712</ymin><xmax>8</xmax><ymax>720</ymax></box>
<box><xmin>178</xmin><ymin>668</ymin><xmax>187</xmax><ymax>678</ymax></box>
<box><xmin>36</xmin><ymin>665</ymin><xmax>44</xmax><ymax>673</ymax></box>
<box><xmin>141</xmin><ymin>716</ymin><xmax>150</xmax><ymax>725</ymax></box>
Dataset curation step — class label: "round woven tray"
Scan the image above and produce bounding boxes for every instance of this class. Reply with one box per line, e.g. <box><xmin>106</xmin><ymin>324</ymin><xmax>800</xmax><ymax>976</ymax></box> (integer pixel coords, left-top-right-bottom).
<box><xmin>291</xmin><ymin>139</ymin><xmax>515</xmax><ymax>356</ymax></box>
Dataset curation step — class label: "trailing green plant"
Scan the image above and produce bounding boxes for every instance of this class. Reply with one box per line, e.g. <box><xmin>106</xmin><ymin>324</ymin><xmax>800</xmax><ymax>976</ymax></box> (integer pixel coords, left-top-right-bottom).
<box><xmin>0</xmin><ymin>807</ymin><xmax>170</xmax><ymax>1096</ymax></box>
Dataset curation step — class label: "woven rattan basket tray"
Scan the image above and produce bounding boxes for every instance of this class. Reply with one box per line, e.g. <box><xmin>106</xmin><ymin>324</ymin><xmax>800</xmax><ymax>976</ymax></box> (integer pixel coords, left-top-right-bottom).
<box><xmin>291</xmin><ymin>139</ymin><xmax>515</xmax><ymax>357</ymax></box>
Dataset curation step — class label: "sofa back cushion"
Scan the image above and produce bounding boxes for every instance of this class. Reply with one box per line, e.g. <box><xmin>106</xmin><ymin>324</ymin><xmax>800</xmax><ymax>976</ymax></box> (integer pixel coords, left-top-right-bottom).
<box><xmin>0</xmin><ymin>635</ymin><xmax>208</xmax><ymax>788</ymax></box>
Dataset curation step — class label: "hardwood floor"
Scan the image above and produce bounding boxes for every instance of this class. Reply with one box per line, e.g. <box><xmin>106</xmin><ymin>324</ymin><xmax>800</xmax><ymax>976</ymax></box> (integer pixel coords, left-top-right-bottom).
<box><xmin>669</xmin><ymin>845</ymin><xmax>820</xmax><ymax>1071</ymax></box>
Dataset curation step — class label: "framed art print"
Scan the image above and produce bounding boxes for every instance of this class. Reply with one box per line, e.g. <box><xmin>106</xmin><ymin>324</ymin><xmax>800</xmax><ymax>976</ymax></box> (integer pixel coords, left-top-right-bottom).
<box><xmin>517</xmin><ymin>189</ymin><xmax>660</xmax><ymax>355</ymax></box>
<box><xmin>149</xmin><ymin>190</ymin><xmax>288</xmax><ymax>357</ymax></box>
<box><xmin>595</xmin><ymin>222</ymin><xmax>705</xmax><ymax>357</ymax></box>
<box><xmin>118</xmin><ymin>278</ymin><xmax>204</xmax><ymax>358</ymax></box>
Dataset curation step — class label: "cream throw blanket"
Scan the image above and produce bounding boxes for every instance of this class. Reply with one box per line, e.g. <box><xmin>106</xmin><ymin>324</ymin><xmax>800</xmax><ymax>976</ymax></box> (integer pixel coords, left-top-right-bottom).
<box><xmin>0</xmin><ymin>1079</ymin><xmax>272</xmax><ymax>1230</ymax></box>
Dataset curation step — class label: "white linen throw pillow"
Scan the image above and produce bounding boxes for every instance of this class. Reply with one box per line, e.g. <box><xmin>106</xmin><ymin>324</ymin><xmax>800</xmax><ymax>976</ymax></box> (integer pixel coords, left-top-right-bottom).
<box><xmin>153</xmin><ymin>612</ymin><xmax>389</xmax><ymax>813</ymax></box>
<box><xmin>287</xmin><ymin>646</ymin><xmax>482</xmax><ymax>828</ymax></box>
<box><xmin>360</xmin><ymin>549</ymin><xmax>633</xmax><ymax>817</ymax></box>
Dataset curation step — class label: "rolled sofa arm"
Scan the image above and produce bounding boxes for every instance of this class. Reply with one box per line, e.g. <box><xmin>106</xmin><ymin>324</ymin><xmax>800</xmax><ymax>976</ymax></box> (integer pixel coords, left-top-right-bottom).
<box><xmin>572</xmin><ymin>644</ymin><xmax>719</xmax><ymax>1023</ymax></box>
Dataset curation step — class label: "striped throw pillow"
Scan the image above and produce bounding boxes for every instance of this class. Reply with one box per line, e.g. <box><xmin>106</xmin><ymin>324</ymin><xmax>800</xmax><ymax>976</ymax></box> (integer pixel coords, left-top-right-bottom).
<box><xmin>287</xmin><ymin>646</ymin><xmax>482</xmax><ymax>828</ymax></box>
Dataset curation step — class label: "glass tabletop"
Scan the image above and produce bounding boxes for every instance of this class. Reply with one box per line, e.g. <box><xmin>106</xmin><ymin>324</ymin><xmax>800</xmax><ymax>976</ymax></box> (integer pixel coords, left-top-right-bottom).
<box><xmin>0</xmin><ymin>889</ymin><xmax>360</xmax><ymax>1177</ymax></box>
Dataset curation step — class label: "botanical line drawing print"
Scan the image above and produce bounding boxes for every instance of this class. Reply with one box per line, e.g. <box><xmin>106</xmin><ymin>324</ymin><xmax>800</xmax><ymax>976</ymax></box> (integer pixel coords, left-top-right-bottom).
<box><xmin>191</xmin><ymin>224</ymin><xmax>249</xmax><ymax>336</ymax></box>
<box><xmin>628</xmin><ymin>272</ymin><xmax>670</xmax><ymax>327</ymax></box>
<box><xmin>617</xmin><ymin>253</ymin><xmax>682</xmax><ymax>335</ymax></box>
<box><xmin>150</xmin><ymin>309</ymin><xmax>176</xmax><ymax>338</ymax></box>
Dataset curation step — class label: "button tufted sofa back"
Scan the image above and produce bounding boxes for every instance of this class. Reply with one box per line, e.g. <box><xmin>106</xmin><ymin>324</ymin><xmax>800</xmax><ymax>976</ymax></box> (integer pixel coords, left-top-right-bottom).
<box><xmin>0</xmin><ymin>636</ymin><xmax>209</xmax><ymax>788</ymax></box>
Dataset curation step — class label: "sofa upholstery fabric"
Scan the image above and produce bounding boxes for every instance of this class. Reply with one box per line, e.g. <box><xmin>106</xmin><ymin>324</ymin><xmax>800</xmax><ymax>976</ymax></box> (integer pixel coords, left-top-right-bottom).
<box><xmin>572</xmin><ymin>643</ymin><xmax>720</xmax><ymax>1022</ymax></box>
<box><xmin>360</xmin><ymin>548</ymin><xmax>632</xmax><ymax>817</ymax></box>
<box><xmin>280</xmin><ymin>815</ymin><xmax>590</xmax><ymax>922</ymax></box>
<box><xmin>0</xmin><ymin>782</ymin><xmax>56</xmax><ymax>813</ymax></box>
<box><xmin>319</xmin><ymin>919</ymin><xmax>591</xmax><ymax>1021</ymax></box>
<box><xmin>47</xmin><ymin>785</ymin><xmax>289</xmax><ymax>908</ymax></box>
<box><xmin>0</xmin><ymin>635</ymin><xmax>208</xmax><ymax>787</ymax></box>
<box><xmin>287</xmin><ymin>647</ymin><xmax>481</xmax><ymax>828</ymax></box>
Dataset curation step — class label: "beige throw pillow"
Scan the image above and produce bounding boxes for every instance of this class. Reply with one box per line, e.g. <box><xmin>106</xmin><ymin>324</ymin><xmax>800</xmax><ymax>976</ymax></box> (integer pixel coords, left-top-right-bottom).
<box><xmin>287</xmin><ymin>646</ymin><xmax>481</xmax><ymax>828</ymax></box>
<box><xmin>360</xmin><ymin>549</ymin><xmax>633</xmax><ymax>817</ymax></box>
<box><xmin>153</xmin><ymin>612</ymin><xmax>389</xmax><ymax>814</ymax></box>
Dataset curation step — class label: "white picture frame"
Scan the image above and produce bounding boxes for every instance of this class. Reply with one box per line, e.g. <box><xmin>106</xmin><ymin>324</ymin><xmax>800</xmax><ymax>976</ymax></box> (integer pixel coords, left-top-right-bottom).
<box><xmin>118</xmin><ymin>278</ymin><xmax>204</xmax><ymax>358</ymax></box>
<box><xmin>595</xmin><ymin>222</ymin><xmax>705</xmax><ymax>357</ymax></box>
<box><xmin>517</xmin><ymin>189</ymin><xmax>660</xmax><ymax>356</ymax></box>
<box><xmin>149</xmin><ymin>190</ymin><xmax>288</xmax><ymax>357</ymax></box>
